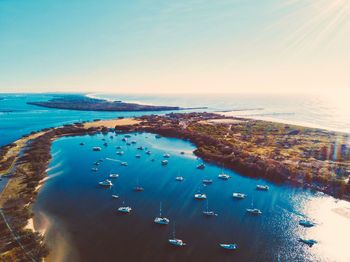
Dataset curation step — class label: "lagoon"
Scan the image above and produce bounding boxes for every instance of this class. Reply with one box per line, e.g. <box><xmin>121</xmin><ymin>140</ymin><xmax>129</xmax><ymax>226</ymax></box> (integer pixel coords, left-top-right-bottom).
<box><xmin>33</xmin><ymin>132</ymin><xmax>350</xmax><ymax>262</ymax></box>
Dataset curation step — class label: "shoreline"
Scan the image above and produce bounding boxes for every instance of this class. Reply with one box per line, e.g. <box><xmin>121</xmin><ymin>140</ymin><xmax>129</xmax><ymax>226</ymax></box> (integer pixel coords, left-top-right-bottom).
<box><xmin>1</xmin><ymin>113</ymin><xmax>349</xmax><ymax>260</ymax></box>
<box><xmin>218</xmin><ymin>111</ymin><xmax>350</xmax><ymax>135</ymax></box>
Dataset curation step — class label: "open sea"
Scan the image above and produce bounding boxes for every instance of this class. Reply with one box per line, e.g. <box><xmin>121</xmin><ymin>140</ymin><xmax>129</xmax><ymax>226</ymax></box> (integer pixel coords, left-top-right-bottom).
<box><xmin>1</xmin><ymin>93</ymin><xmax>350</xmax><ymax>261</ymax></box>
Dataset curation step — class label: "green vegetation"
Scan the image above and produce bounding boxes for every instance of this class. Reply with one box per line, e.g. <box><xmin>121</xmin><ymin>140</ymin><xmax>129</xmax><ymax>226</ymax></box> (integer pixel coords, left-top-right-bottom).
<box><xmin>27</xmin><ymin>95</ymin><xmax>183</xmax><ymax>112</ymax></box>
<box><xmin>132</xmin><ymin>113</ymin><xmax>350</xmax><ymax>199</ymax></box>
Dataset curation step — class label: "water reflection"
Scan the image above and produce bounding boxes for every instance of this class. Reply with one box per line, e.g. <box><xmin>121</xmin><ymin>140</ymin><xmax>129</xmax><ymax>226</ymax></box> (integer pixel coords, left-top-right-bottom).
<box><xmin>34</xmin><ymin>132</ymin><xmax>350</xmax><ymax>262</ymax></box>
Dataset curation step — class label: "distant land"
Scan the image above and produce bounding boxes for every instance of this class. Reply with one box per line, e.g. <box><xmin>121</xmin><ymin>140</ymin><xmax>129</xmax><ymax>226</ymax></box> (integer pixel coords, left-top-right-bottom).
<box><xmin>27</xmin><ymin>95</ymin><xmax>206</xmax><ymax>112</ymax></box>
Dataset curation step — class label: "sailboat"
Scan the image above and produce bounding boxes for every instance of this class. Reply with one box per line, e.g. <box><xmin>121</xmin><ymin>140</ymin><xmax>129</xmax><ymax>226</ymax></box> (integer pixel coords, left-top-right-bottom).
<box><xmin>117</xmin><ymin>201</ymin><xmax>132</xmax><ymax>213</ymax></box>
<box><xmin>168</xmin><ymin>223</ymin><xmax>186</xmax><ymax>247</ymax></box>
<box><xmin>218</xmin><ymin>166</ymin><xmax>230</xmax><ymax>180</ymax></box>
<box><xmin>203</xmin><ymin>199</ymin><xmax>218</xmax><ymax>217</ymax></box>
<box><xmin>133</xmin><ymin>178</ymin><xmax>144</xmax><ymax>192</ymax></box>
<box><xmin>219</xmin><ymin>243</ymin><xmax>238</xmax><ymax>250</ymax></box>
<box><xmin>299</xmin><ymin>220</ymin><xmax>315</xmax><ymax>228</ymax></box>
<box><xmin>109</xmin><ymin>171</ymin><xmax>119</xmax><ymax>179</ymax></box>
<box><xmin>98</xmin><ymin>179</ymin><xmax>113</xmax><ymax>187</ymax></box>
<box><xmin>246</xmin><ymin>198</ymin><xmax>262</xmax><ymax>215</ymax></box>
<box><xmin>232</xmin><ymin>192</ymin><xmax>246</xmax><ymax>199</ymax></box>
<box><xmin>154</xmin><ymin>202</ymin><xmax>170</xmax><ymax>225</ymax></box>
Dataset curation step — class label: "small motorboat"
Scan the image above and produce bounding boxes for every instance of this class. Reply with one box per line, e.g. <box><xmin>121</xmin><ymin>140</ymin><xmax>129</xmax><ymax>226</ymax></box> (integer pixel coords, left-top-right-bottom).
<box><xmin>175</xmin><ymin>176</ymin><xmax>184</xmax><ymax>181</ymax></box>
<box><xmin>180</xmin><ymin>151</ymin><xmax>185</xmax><ymax>155</ymax></box>
<box><xmin>256</xmin><ymin>185</ymin><xmax>269</xmax><ymax>191</ymax></box>
<box><xmin>103</xmin><ymin>142</ymin><xmax>108</xmax><ymax>146</ymax></box>
<box><xmin>137</xmin><ymin>146</ymin><xmax>144</xmax><ymax>150</ymax></box>
<box><xmin>116</xmin><ymin>146</ymin><xmax>122</xmax><ymax>149</ymax></box>
<box><xmin>117</xmin><ymin>206</ymin><xmax>132</xmax><ymax>213</ymax></box>
<box><xmin>232</xmin><ymin>193</ymin><xmax>246</xmax><ymax>199</ymax></box>
<box><xmin>126</xmin><ymin>142</ymin><xmax>131</xmax><ymax>146</ymax></box>
<box><xmin>146</xmin><ymin>150</ymin><xmax>151</xmax><ymax>155</ymax></box>
<box><xmin>299</xmin><ymin>220</ymin><xmax>315</xmax><ymax>228</ymax></box>
<box><xmin>161</xmin><ymin>160</ymin><xmax>168</xmax><ymax>165</ymax></box>
<box><xmin>116</xmin><ymin>151</ymin><xmax>124</xmax><ymax>155</ymax></box>
<box><xmin>135</xmin><ymin>154</ymin><xmax>141</xmax><ymax>158</ymax></box>
<box><xmin>122</xmin><ymin>138</ymin><xmax>127</xmax><ymax>142</ymax></box>
<box><xmin>121</xmin><ymin>162</ymin><xmax>128</xmax><ymax>166</ymax></box>
<box><xmin>91</xmin><ymin>167</ymin><xmax>98</xmax><ymax>172</ymax></box>
<box><xmin>80</xmin><ymin>142</ymin><xmax>84</xmax><ymax>146</ymax></box>
<box><xmin>218</xmin><ymin>174</ymin><xmax>230</xmax><ymax>180</ymax></box>
<box><xmin>202</xmin><ymin>179</ymin><xmax>213</xmax><ymax>185</ymax></box>
<box><xmin>93</xmin><ymin>161</ymin><xmax>100</xmax><ymax>166</ymax></box>
<box><xmin>155</xmin><ymin>135</ymin><xmax>161</xmax><ymax>139</ymax></box>
<box><xmin>299</xmin><ymin>238</ymin><xmax>317</xmax><ymax>247</ymax></box>
<box><xmin>194</xmin><ymin>193</ymin><xmax>207</xmax><ymax>200</ymax></box>
<box><xmin>219</xmin><ymin>243</ymin><xmax>238</xmax><ymax>250</ymax></box>
<box><xmin>92</xmin><ymin>147</ymin><xmax>102</xmax><ymax>151</ymax></box>
<box><xmin>154</xmin><ymin>203</ymin><xmax>170</xmax><ymax>225</ymax></box>
<box><xmin>197</xmin><ymin>164</ymin><xmax>205</xmax><ymax>169</ymax></box>
<box><xmin>109</xmin><ymin>173</ymin><xmax>119</xmax><ymax>179</ymax></box>
<box><xmin>124</xmin><ymin>134</ymin><xmax>132</xmax><ymax>138</ymax></box>
<box><xmin>110</xmin><ymin>136</ymin><xmax>114</xmax><ymax>139</ymax></box>
<box><xmin>99</xmin><ymin>179</ymin><xmax>113</xmax><ymax>187</ymax></box>
<box><xmin>131</xmin><ymin>140</ymin><xmax>137</xmax><ymax>144</ymax></box>
<box><xmin>163</xmin><ymin>153</ymin><xmax>171</xmax><ymax>158</ymax></box>
<box><xmin>246</xmin><ymin>208</ymin><xmax>262</xmax><ymax>215</ymax></box>
<box><xmin>112</xmin><ymin>195</ymin><xmax>119</xmax><ymax>199</ymax></box>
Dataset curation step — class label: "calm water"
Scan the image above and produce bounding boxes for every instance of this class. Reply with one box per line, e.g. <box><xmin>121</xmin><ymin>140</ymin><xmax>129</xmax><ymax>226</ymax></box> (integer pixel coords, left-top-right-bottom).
<box><xmin>0</xmin><ymin>93</ymin><xmax>198</xmax><ymax>147</ymax></box>
<box><xmin>34</xmin><ymin>132</ymin><xmax>350</xmax><ymax>262</ymax></box>
<box><xmin>1</xmin><ymin>92</ymin><xmax>350</xmax><ymax>147</ymax></box>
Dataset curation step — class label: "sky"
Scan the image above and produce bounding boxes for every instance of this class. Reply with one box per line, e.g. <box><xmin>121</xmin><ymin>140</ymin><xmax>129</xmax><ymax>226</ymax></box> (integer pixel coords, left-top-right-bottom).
<box><xmin>0</xmin><ymin>0</ymin><xmax>349</xmax><ymax>94</ymax></box>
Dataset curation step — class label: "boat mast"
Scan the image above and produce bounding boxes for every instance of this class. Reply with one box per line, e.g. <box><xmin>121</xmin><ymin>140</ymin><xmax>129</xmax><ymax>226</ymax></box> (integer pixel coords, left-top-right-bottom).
<box><xmin>173</xmin><ymin>222</ymin><xmax>176</xmax><ymax>239</ymax></box>
<box><xmin>159</xmin><ymin>202</ymin><xmax>162</xmax><ymax>217</ymax></box>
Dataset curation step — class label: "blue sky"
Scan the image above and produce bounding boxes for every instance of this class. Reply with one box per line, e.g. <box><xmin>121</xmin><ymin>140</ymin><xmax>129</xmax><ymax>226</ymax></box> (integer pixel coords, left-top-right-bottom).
<box><xmin>0</xmin><ymin>0</ymin><xmax>349</xmax><ymax>93</ymax></box>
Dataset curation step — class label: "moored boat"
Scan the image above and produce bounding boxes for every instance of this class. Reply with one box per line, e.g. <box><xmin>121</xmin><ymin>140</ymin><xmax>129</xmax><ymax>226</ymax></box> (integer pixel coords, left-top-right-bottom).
<box><xmin>219</xmin><ymin>243</ymin><xmax>238</xmax><ymax>250</ymax></box>
<box><xmin>232</xmin><ymin>193</ymin><xmax>246</xmax><ymax>199</ymax></box>
<box><xmin>256</xmin><ymin>185</ymin><xmax>269</xmax><ymax>191</ymax></box>
<box><xmin>117</xmin><ymin>206</ymin><xmax>132</xmax><ymax>213</ymax></box>
<box><xmin>218</xmin><ymin>174</ymin><xmax>230</xmax><ymax>180</ymax></box>
<box><xmin>99</xmin><ymin>179</ymin><xmax>113</xmax><ymax>187</ymax></box>
<box><xmin>194</xmin><ymin>193</ymin><xmax>207</xmax><ymax>200</ymax></box>
<box><xmin>299</xmin><ymin>220</ymin><xmax>315</xmax><ymax>228</ymax></box>
<box><xmin>92</xmin><ymin>147</ymin><xmax>101</xmax><ymax>151</ymax></box>
<box><xmin>197</xmin><ymin>163</ymin><xmax>205</xmax><ymax>169</ymax></box>
<box><xmin>298</xmin><ymin>238</ymin><xmax>317</xmax><ymax>247</ymax></box>
<box><xmin>168</xmin><ymin>223</ymin><xmax>186</xmax><ymax>247</ymax></box>
<box><xmin>154</xmin><ymin>202</ymin><xmax>170</xmax><ymax>225</ymax></box>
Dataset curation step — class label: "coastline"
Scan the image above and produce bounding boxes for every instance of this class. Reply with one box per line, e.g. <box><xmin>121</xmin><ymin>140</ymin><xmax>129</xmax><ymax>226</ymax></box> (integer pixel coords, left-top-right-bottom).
<box><xmin>218</xmin><ymin>111</ymin><xmax>350</xmax><ymax>135</ymax></box>
<box><xmin>1</xmin><ymin>113</ymin><xmax>349</xmax><ymax>260</ymax></box>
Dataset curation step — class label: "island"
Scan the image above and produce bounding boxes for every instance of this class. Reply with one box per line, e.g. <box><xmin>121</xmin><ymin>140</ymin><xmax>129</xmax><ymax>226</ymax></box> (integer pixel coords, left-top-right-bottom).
<box><xmin>27</xmin><ymin>95</ymin><xmax>205</xmax><ymax>112</ymax></box>
<box><xmin>1</xmin><ymin>112</ymin><xmax>349</xmax><ymax>260</ymax></box>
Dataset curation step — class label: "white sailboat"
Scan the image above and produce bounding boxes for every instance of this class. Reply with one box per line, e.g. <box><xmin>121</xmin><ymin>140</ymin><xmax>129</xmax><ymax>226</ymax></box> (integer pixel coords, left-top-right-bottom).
<box><xmin>203</xmin><ymin>199</ymin><xmax>218</xmax><ymax>216</ymax></box>
<box><xmin>154</xmin><ymin>202</ymin><xmax>170</xmax><ymax>225</ymax></box>
<box><xmin>168</xmin><ymin>223</ymin><xmax>186</xmax><ymax>247</ymax></box>
<box><xmin>219</xmin><ymin>243</ymin><xmax>238</xmax><ymax>250</ymax></box>
<box><xmin>98</xmin><ymin>179</ymin><xmax>113</xmax><ymax>187</ymax></box>
<box><xmin>232</xmin><ymin>192</ymin><xmax>246</xmax><ymax>199</ymax></box>
<box><xmin>246</xmin><ymin>198</ymin><xmax>262</xmax><ymax>215</ymax></box>
<box><xmin>117</xmin><ymin>201</ymin><xmax>132</xmax><ymax>213</ymax></box>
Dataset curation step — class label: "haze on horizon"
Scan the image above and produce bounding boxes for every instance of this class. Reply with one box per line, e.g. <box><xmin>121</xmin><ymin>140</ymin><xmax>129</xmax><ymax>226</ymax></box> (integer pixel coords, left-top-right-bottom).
<box><xmin>0</xmin><ymin>0</ymin><xmax>349</xmax><ymax>95</ymax></box>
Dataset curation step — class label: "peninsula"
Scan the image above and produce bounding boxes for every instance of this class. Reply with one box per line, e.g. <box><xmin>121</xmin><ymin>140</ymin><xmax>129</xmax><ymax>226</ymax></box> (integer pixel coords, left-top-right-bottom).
<box><xmin>1</xmin><ymin>112</ymin><xmax>350</xmax><ymax>260</ymax></box>
<box><xmin>27</xmin><ymin>95</ymin><xmax>205</xmax><ymax>112</ymax></box>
